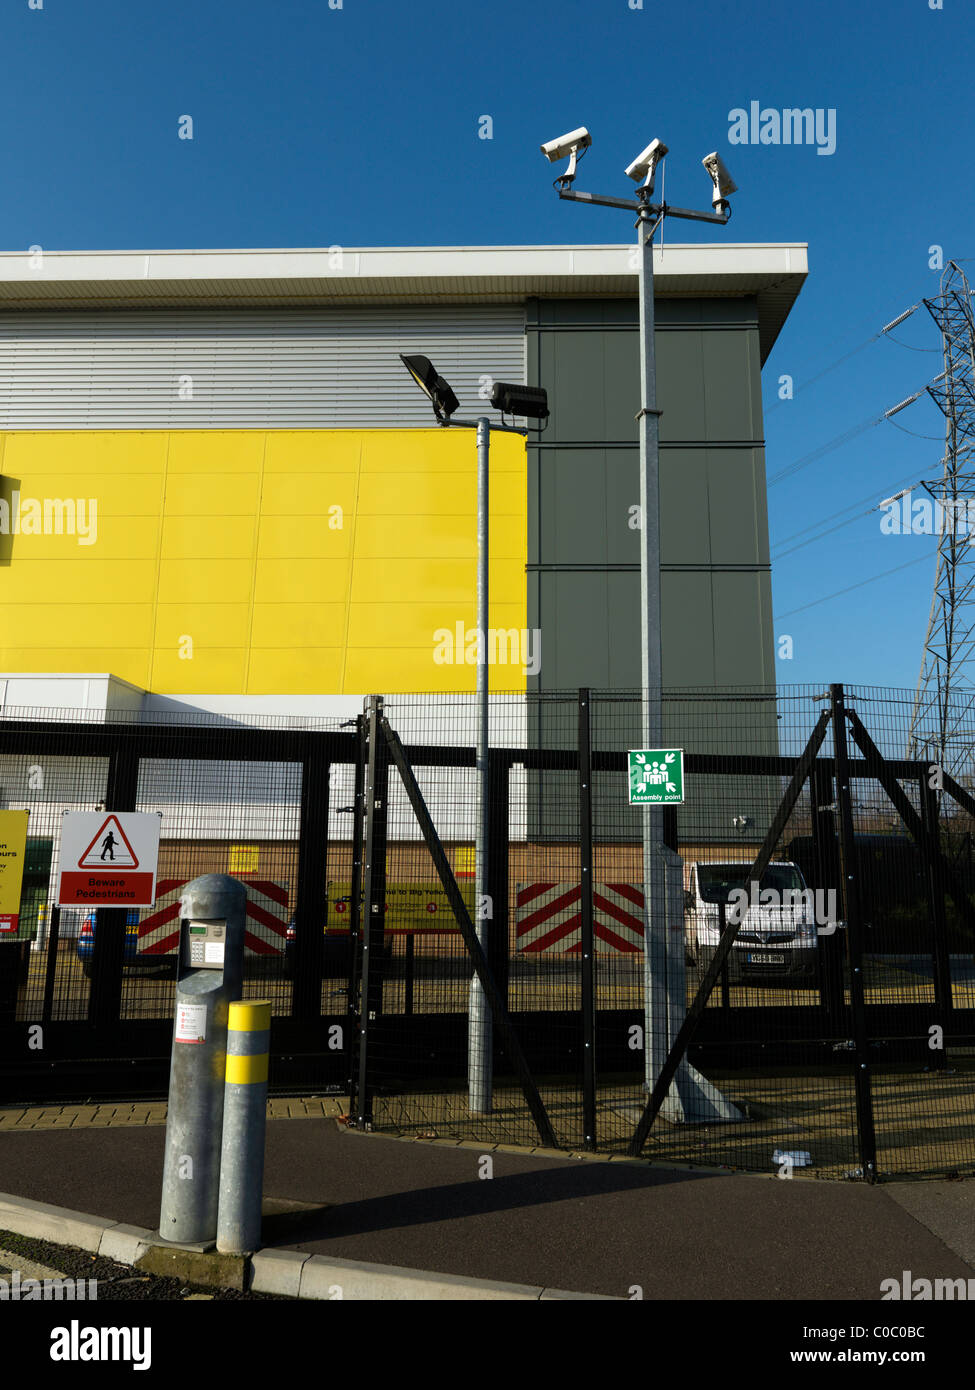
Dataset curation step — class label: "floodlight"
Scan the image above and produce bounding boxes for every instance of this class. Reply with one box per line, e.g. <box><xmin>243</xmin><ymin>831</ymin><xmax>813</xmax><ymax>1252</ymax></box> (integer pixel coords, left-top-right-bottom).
<box><xmin>489</xmin><ymin>381</ymin><xmax>549</xmax><ymax>420</ymax></box>
<box><xmin>702</xmin><ymin>151</ymin><xmax>737</xmax><ymax>208</ymax></box>
<box><xmin>625</xmin><ymin>138</ymin><xmax>668</xmax><ymax>188</ymax></box>
<box><xmin>399</xmin><ymin>353</ymin><xmax>459</xmax><ymax>422</ymax></box>
<box><xmin>539</xmin><ymin>127</ymin><xmax>591</xmax><ymax>185</ymax></box>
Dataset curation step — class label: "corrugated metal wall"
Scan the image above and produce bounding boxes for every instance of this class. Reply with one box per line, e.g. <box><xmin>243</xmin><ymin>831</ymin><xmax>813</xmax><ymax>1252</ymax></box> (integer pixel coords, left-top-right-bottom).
<box><xmin>0</xmin><ymin>306</ymin><xmax>526</xmax><ymax>429</ymax></box>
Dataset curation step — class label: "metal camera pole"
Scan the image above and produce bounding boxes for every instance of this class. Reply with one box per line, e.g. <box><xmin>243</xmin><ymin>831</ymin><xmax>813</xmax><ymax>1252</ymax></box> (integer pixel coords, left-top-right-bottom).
<box><xmin>553</xmin><ymin>139</ymin><xmax>740</xmax><ymax>1122</ymax></box>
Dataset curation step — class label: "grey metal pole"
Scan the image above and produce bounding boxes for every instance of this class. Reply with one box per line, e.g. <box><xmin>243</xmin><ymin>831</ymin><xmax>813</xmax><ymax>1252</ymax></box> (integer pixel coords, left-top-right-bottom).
<box><xmin>636</xmin><ymin>195</ymin><xmax>668</xmax><ymax>1096</ymax></box>
<box><xmin>637</xmin><ymin>199</ymin><xmax>737</xmax><ymax>1125</ymax></box>
<box><xmin>216</xmin><ymin>999</ymin><xmax>271</xmax><ymax>1254</ymax></box>
<box><xmin>159</xmin><ymin>874</ymin><xmax>246</xmax><ymax>1245</ymax></box>
<box><xmin>469</xmin><ymin>416</ymin><xmax>493</xmax><ymax>1113</ymax></box>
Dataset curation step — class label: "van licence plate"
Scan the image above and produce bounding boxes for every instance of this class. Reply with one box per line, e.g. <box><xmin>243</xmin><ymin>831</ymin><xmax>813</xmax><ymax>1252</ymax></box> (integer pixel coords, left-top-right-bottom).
<box><xmin>747</xmin><ymin>952</ymin><xmax>786</xmax><ymax>965</ymax></box>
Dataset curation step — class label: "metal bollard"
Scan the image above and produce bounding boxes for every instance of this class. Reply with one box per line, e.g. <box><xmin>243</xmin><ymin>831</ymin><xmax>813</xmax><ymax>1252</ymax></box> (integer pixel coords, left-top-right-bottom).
<box><xmin>216</xmin><ymin>1000</ymin><xmax>271</xmax><ymax>1254</ymax></box>
<box><xmin>159</xmin><ymin>875</ymin><xmax>246</xmax><ymax>1245</ymax></box>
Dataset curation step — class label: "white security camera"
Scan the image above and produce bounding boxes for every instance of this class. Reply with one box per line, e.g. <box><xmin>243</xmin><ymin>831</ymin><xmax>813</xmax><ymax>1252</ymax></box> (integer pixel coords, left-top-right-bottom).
<box><xmin>625</xmin><ymin>138</ymin><xmax>668</xmax><ymax>187</ymax></box>
<box><xmin>540</xmin><ymin>127</ymin><xmax>592</xmax><ymax>163</ymax></box>
<box><xmin>540</xmin><ymin>127</ymin><xmax>591</xmax><ymax>185</ymax></box>
<box><xmin>702</xmin><ymin>151</ymin><xmax>737</xmax><ymax>207</ymax></box>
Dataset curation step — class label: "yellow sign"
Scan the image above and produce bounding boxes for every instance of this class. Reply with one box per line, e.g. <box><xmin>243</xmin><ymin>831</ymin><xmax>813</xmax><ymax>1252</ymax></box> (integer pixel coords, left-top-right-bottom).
<box><xmin>326</xmin><ymin>880</ymin><xmax>472</xmax><ymax>934</ymax></box>
<box><xmin>229</xmin><ymin>845</ymin><xmax>259</xmax><ymax>875</ymax></box>
<box><xmin>0</xmin><ymin>810</ymin><xmax>29</xmax><ymax>935</ymax></box>
<box><xmin>454</xmin><ymin>846</ymin><xmax>476</xmax><ymax>876</ymax></box>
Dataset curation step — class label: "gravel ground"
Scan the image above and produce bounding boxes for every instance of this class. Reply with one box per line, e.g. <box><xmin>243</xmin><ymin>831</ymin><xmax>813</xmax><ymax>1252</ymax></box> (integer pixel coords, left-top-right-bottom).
<box><xmin>0</xmin><ymin>1228</ymin><xmax>289</xmax><ymax>1300</ymax></box>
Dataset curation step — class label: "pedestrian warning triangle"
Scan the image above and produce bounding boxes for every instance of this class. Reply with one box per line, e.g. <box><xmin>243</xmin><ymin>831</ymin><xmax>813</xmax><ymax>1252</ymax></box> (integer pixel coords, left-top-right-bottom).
<box><xmin>78</xmin><ymin>815</ymin><xmax>139</xmax><ymax>869</ymax></box>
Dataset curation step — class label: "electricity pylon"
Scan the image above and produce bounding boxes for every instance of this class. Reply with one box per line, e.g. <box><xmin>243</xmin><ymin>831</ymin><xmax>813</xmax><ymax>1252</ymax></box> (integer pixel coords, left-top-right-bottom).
<box><xmin>908</xmin><ymin>261</ymin><xmax>975</xmax><ymax>778</ymax></box>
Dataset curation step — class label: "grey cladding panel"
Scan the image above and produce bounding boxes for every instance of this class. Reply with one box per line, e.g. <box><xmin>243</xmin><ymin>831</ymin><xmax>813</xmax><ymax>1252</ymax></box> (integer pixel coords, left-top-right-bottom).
<box><xmin>0</xmin><ymin>306</ymin><xmax>526</xmax><ymax>429</ymax></box>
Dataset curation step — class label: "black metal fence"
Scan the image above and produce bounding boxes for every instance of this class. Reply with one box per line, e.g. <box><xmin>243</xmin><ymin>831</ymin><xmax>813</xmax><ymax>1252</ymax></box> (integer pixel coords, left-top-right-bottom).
<box><xmin>350</xmin><ymin>684</ymin><xmax>975</xmax><ymax>1183</ymax></box>
<box><xmin>2</xmin><ymin>685</ymin><xmax>975</xmax><ymax>1182</ymax></box>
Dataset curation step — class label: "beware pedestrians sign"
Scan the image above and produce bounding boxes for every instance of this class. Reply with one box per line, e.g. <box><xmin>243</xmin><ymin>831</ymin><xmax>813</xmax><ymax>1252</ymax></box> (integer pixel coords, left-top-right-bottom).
<box><xmin>57</xmin><ymin>812</ymin><xmax>161</xmax><ymax>907</ymax></box>
<box><xmin>628</xmin><ymin>749</ymin><xmax>685</xmax><ymax>805</ymax></box>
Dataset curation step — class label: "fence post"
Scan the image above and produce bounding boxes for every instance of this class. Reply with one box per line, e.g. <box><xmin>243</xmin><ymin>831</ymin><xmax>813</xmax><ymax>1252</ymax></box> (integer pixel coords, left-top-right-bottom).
<box><xmin>829</xmin><ymin>684</ymin><xmax>878</xmax><ymax>1181</ymax></box>
<box><xmin>347</xmin><ymin>713</ymin><xmax>367</xmax><ymax>1105</ymax></box>
<box><xmin>292</xmin><ymin>738</ymin><xmax>329</xmax><ymax>1021</ymax></box>
<box><xmin>811</xmin><ymin>761</ymin><xmax>845</xmax><ymax>1030</ymax></box>
<box><xmin>41</xmin><ymin>905</ymin><xmax>61</xmax><ymax>1025</ymax></box>
<box><xmin>486</xmin><ymin>751</ymin><xmax>511</xmax><ymax>1007</ymax></box>
<box><xmin>578</xmin><ymin>689</ymin><xmax>597</xmax><ymax>1150</ymax></box>
<box><xmin>920</xmin><ymin>773</ymin><xmax>952</xmax><ymax>1070</ymax></box>
<box><xmin>355</xmin><ymin>695</ymin><xmax>389</xmax><ymax>1129</ymax></box>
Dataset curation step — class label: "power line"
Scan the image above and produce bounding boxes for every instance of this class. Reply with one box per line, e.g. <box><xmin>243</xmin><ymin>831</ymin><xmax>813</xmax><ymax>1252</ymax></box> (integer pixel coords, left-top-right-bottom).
<box><xmin>774</xmin><ymin>549</ymin><xmax>934</xmax><ymax>621</ymax></box>
<box><xmin>771</xmin><ymin>470</ymin><xmax>925</xmax><ymax>560</ymax></box>
<box><xmin>764</xmin><ymin>300</ymin><xmax>923</xmax><ymax>415</ymax></box>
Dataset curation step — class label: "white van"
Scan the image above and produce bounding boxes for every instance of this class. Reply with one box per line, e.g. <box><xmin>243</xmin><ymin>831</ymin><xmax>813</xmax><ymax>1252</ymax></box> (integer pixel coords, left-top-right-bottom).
<box><xmin>684</xmin><ymin>860</ymin><xmax>819</xmax><ymax>982</ymax></box>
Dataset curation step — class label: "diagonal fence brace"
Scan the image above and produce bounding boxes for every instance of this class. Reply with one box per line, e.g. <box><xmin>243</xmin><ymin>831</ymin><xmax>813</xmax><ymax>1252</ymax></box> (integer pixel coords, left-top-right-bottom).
<box><xmin>626</xmin><ymin>708</ymin><xmax>833</xmax><ymax>1157</ymax></box>
<box><xmin>381</xmin><ymin>718</ymin><xmax>557</xmax><ymax>1149</ymax></box>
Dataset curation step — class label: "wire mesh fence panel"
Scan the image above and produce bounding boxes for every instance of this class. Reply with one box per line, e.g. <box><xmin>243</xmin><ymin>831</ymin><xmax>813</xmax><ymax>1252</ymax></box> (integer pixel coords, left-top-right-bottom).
<box><xmin>123</xmin><ymin>754</ymin><xmax>303</xmax><ymax>1022</ymax></box>
<box><xmin>0</xmin><ymin>752</ymin><xmax>110</xmax><ymax>1026</ymax></box>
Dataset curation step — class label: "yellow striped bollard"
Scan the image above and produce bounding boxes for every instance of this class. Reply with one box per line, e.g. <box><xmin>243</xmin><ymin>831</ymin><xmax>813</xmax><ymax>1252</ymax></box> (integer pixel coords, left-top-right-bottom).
<box><xmin>216</xmin><ymin>999</ymin><xmax>271</xmax><ymax>1254</ymax></box>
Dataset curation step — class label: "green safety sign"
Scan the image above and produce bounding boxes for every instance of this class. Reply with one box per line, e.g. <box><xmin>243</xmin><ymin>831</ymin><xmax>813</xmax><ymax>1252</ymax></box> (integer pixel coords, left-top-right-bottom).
<box><xmin>628</xmin><ymin>749</ymin><xmax>685</xmax><ymax>805</ymax></box>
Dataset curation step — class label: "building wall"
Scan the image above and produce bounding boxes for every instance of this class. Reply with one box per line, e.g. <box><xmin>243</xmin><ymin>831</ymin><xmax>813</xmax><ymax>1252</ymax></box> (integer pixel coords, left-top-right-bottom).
<box><xmin>526</xmin><ymin>296</ymin><xmax>774</xmax><ymax>691</ymax></box>
<box><xmin>0</xmin><ymin>427</ymin><xmax>527</xmax><ymax>694</ymax></box>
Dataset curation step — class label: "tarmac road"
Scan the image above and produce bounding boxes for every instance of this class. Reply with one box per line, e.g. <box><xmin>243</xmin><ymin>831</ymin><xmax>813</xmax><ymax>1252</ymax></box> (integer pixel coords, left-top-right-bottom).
<box><xmin>1</xmin><ymin>1114</ymin><xmax>974</xmax><ymax>1299</ymax></box>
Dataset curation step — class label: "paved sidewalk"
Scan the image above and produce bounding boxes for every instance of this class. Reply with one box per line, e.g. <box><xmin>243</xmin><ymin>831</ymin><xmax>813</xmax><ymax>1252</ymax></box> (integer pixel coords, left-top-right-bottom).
<box><xmin>2</xmin><ymin>1101</ymin><xmax>975</xmax><ymax>1298</ymax></box>
<box><xmin>0</xmin><ymin>1096</ymin><xmax>341</xmax><ymax>1130</ymax></box>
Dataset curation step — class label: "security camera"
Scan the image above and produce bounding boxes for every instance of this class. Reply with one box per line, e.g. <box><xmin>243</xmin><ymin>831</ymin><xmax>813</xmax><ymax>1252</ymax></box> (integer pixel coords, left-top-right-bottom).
<box><xmin>702</xmin><ymin>151</ymin><xmax>737</xmax><ymax>208</ymax></box>
<box><xmin>625</xmin><ymin>138</ymin><xmax>668</xmax><ymax>188</ymax></box>
<box><xmin>540</xmin><ymin>127</ymin><xmax>591</xmax><ymax>186</ymax></box>
<box><xmin>540</xmin><ymin>127</ymin><xmax>592</xmax><ymax>163</ymax></box>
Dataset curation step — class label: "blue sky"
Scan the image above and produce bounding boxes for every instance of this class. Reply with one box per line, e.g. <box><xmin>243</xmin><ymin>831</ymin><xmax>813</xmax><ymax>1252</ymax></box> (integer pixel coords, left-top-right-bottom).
<box><xmin>0</xmin><ymin>0</ymin><xmax>970</xmax><ymax>692</ymax></box>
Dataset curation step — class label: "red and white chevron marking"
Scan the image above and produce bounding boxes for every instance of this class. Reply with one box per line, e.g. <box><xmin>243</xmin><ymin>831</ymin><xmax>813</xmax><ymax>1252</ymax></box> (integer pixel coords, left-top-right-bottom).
<box><xmin>515</xmin><ymin>882</ymin><xmax>646</xmax><ymax>954</ymax></box>
<box><xmin>137</xmin><ymin>879</ymin><xmax>289</xmax><ymax>957</ymax></box>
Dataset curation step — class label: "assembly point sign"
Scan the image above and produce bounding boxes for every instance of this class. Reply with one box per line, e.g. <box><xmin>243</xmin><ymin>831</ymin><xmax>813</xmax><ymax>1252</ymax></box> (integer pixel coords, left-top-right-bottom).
<box><xmin>628</xmin><ymin>749</ymin><xmax>685</xmax><ymax>805</ymax></box>
<box><xmin>57</xmin><ymin>811</ymin><xmax>160</xmax><ymax>908</ymax></box>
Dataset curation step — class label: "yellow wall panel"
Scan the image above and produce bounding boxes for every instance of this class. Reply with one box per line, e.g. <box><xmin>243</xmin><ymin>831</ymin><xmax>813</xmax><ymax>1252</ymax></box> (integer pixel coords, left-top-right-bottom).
<box><xmin>5</xmin><ymin>475</ymin><xmax>165</xmax><ymax>515</ymax></box>
<box><xmin>165</xmin><ymin>432</ymin><xmax>266</xmax><ymax>474</ymax></box>
<box><xmin>150</xmin><ymin>648</ymin><xmax>248</xmax><ymax>693</ymax></box>
<box><xmin>1</xmin><ymin>605</ymin><xmax>155</xmax><ymax>648</ymax></box>
<box><xmin>263</xmin><ymin>432</ymin><xmax>360</xmax><ymax>473</ymax></box>
<box><xmin>0</xmin><ymin>517</ymin><xmax>157</xmax><ymax>560</ymax></box>
<box><xmin>252</xmin><ymin>557</ymin><xmax>351</xmax><ymax>603</ymax></box>
<box><xmin>161</xmin><ymin>515</ymin><xmax>256</xmax><ymax>560</ymax></box>
<box><xmin>250</xmin><ymin>604</ymin><xmax>347</xmax><ymax>649</ymax></box>
<box><xmin>247</xmin><ymin>648</ymin><xmax>344</xmax><ymax>693</ymax></box>
<box><xmin>347</xmin><ymin>602</ymin><xmax>528</xmax><ymax>649</ymax></box>
<box><xmin>157</xmin><ymin>559</ymin><xmax>255</xmax><ymax>604</ymax></box>
<box><xmin>256</xmin><ymin>515</ymin><xmax>351</xmax><ymax>560</ymax></box>
<box><xmin>1</xmin><ymin>432</ymin><xmax>169</xmax><ymax>475</ymax></box>
<box><xmin>0</xmin><ymin>648</ymin><xmax>152</xmax><ymax>687</ymax></box>
<box><xmin>0</xmin><ymin>560</ymin><xmax>158</xmax><ymax>604</ymax></box>
<box><xmin>344</xmin><ymin>647</ymin><xmax>475</xmax><ymax>693</ymax></box>
<box><xmin>0</xmin><ymin>428</ymin><xmax>528</xmax><ymax>696</ymax></box>
<box><xmin>260</xmin><ymin>475</ymin><xmax>358</xmax><ymax>514</ymax></box>
<box><xmin>154</xmin><ymin>604</ymin><xmax>252</xmax><ymax>649</ymax></box>
<box><xmin>163</xmin><ymin>474</ymin><xmax>262</xmax><ymax>516</ymax></box>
